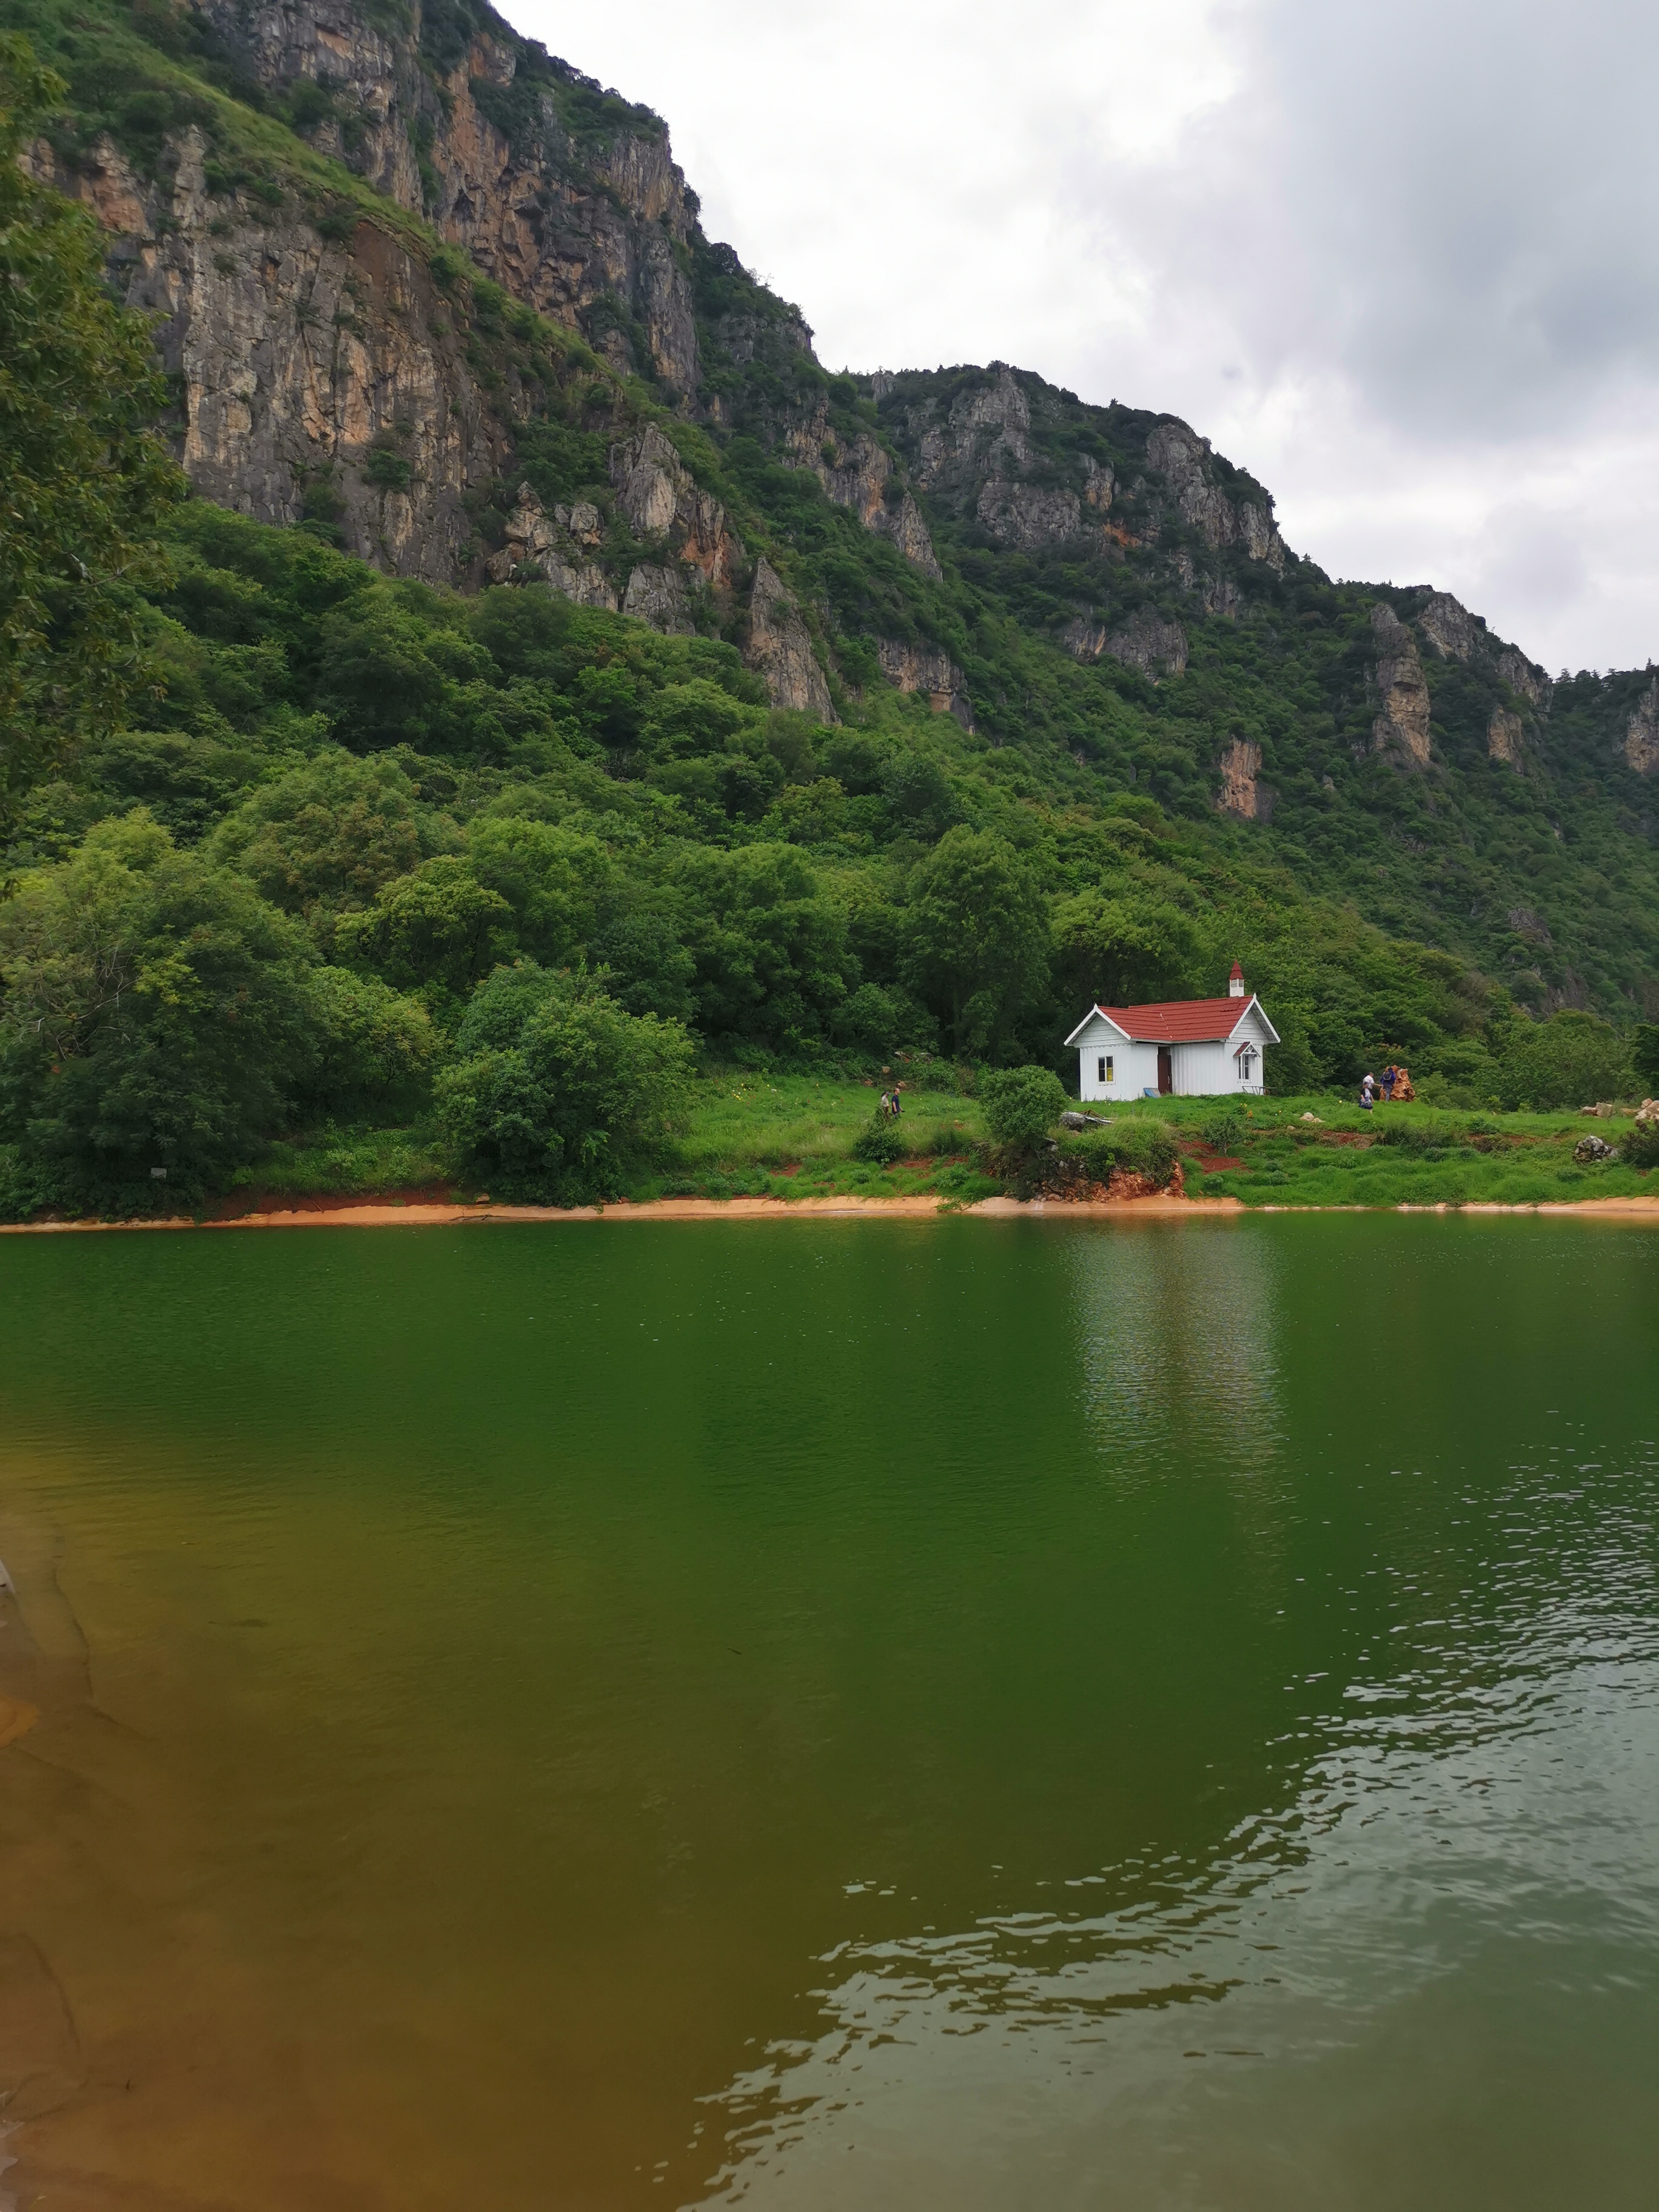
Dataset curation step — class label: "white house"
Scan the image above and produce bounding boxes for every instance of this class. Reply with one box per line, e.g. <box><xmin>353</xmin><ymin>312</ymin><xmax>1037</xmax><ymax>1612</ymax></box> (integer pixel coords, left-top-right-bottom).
<box><xmin>1064</xmin><ymin>963</ymin><xmax>1279</xmax><ymax>1101</ymax></box>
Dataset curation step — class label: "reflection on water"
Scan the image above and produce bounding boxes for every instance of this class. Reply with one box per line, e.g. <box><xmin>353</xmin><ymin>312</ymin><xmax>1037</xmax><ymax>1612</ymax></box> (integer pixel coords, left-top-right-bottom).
<box><xmin>698</xmin><ymin>1436</ymin><xmax>1659</xmax><ymax>2208</ymax></box>
<box><xmin>0</xmin><ymin>1218</ymin><xmax>1656</xmax><ymax>2210</ymax></box>
<box><xmin>1070</xmin><ymin>1218</ymin><xmax>1283</xmax><ymax>1475</ymax></box>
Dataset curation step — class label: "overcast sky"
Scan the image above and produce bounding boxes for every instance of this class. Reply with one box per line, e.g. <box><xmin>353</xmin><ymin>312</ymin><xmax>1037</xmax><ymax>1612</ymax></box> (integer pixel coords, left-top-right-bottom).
<box><xmin>512</xmin><ymin>0</ymin><xmax>1659</xmax><ymax>675</ymax></box>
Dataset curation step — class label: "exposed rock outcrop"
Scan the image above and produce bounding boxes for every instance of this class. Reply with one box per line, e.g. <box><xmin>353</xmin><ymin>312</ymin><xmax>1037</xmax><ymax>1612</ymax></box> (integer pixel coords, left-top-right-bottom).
<box><xmin>621</xmin><ymin>563</ymin><xmax>692</xmax><ymax>633</ymax></box>
<box><xmin>914</xmin><ymin>366</ymin><xmax>1032</xmax><ymax>486</ymax></box>
<box><xmin>976</xmin><ymin>480</ymin><xmax>1082</xmax><ymax>549</ymax></box>
<box><xmin>876</xmin><ymin>642</ymin><xmax>972</xmax><ymax>729</ymax></box>
<box><xmin>1370</xmin><ymin>604</ymin><xmax>1432</xmax><ymax>767</ymax></box>
<box><xmin>1418</xmin><ymin>591</ymin><xmax>1484</xmax><ymax>662</ymax></box>
<box><xmin>1498</xmin><ymin>648</ymin><xmax>1553</xmax><ymax>712</ymax></box>
<box><xmin>1145</xmin><ymin>420</ymin><xmax>1285</xmax><ymax>572</ymax></box>
<box><xmin>1065</xmin><ymin>608</ymin><xmax>1188</xmax><ymax>682</ymax></box>
<box><xmin>608</xmin><ymin>426</ymin><xmax>737</xmax><ymax>586</ymax></box>
<box><xmin>195</xmin><ymin>0</ymin><xmax>700</xmax><ymax>390</ymax></box>
<box><xmin>744</xmin><ymin>560</ymin><xmax>835</xmax><ymax>720</ymax></box>
<box><xmin>1625</xmin><ymin>677</ymin><xmax>1659</xmax><ymax>774</ymax></box>
<box><xmin>485</xmin><ymin>484</ymin><xmax>617</xmax><ymax>605</ymax></box>
<box><xmin>1487</xmin><ymin>707</ymin><xmax>1524</xmax><ymax>768</ymax></box>
<box><xmin>1216</xmin><ymin>737</ymin><xmax>1275</xmax><ymax>822</ymax></box>
<box><xmin>25</xmin><ymin>127</ymin><xmax>508</xmax><ymax>580</ymax></box>
<box><xmin>783</xmin><ymin>401</ymin><xmax>941</xmax><ymax>577</ymax></box>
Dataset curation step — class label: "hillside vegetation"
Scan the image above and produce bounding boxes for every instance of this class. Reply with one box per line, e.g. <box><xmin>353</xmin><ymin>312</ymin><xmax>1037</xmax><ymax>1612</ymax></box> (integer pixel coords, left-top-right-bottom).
<box><xmin>2</xmin><ymin>5</ymin><xmax>1658</xmax><ymax>1216</ymax></box>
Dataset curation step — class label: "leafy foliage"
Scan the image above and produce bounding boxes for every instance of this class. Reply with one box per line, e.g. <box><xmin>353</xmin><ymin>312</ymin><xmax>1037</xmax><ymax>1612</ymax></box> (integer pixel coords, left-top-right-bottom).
<box><xmin>0</xmin><ymin>35</ymin><xmax>184</xmax><ymax>839</ymax></box>
<box><xmin>434</xmin><ymin>964</ymin><xmax>693</xmax><ymax>1198</ymax></box>
<box><xmin>979</xmin><ymin>1065</ymin><xmax>1067</xmax><ymax>1149</ymax></box>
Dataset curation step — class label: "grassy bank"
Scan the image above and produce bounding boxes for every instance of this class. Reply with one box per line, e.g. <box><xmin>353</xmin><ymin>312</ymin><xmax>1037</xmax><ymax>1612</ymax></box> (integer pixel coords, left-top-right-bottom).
<box><xmin>210</xmin><ymin>1081</ymin><xmax>1659</xmax><ymax>1217</ymax></box>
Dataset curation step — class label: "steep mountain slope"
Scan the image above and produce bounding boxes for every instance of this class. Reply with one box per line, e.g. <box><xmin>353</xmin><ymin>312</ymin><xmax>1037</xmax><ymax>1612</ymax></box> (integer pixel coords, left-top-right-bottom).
<box><xmin>7</xmin><ymin>0</ymin><xmax>1658</xmax><ymax>1024</ymax></box>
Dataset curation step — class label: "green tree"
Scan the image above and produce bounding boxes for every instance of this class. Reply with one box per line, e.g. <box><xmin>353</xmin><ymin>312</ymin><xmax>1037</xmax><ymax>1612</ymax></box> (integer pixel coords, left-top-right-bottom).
<box><xmin>212</xmin><ymin>750</ymin><xmax>428</xmax><ymax>925</ymax></box>
<box><xmin>979</xmin><ymin>1064</ymin><xmax>1067</xmax><ymax>1150</ymax></box>
<box><xmin>0</xmin><ymin>813</ymin><xmax>314</xmax><ymax>1206</ymax></box>
<box><xmin>900</xmin><ymin>828</ymin><xmax>1050</xmax><ymax>1058</ymax></box>
<box><xmin>1051</xmin><ymin>890</ymin><xmax>1200</xmax><ymax>1011</ymax></box>
<box><xmin>298</xmin><ymin>967</ymin><xmax>438</xmax><ymax>1120</ymax></box>
<box><xmin>1496</xmin><ymin>1011</ymin><xmax>1632</xmax><ymax>1110</ymax></box>
<box><xmin>334</xmin><ymin>856</ymin><xmax>515</xmax><ymax>996</ymax></box>
<box><xmin>464</xmin><ymin>813</ymin><xmax>614</xmax><ymax>965</ymax></box>
<box><xmin>678</xmin><ymin>844</ymin><xmax>855</xmax><ymax>1050</ymax></box>
<box><xmin>435</xmin><ymin>965</ymin><xmax>694</xmax><ymax>1198</ymax></box>
<box><xmin>1632</xmin><ymin>1024</ymin><xmax>1659</xmax><ymax>1094</ymax></box>
<box><xmin>0</xmin><ymin>36</ymin><xmax>184</xmax><ymax>839</ymax></box>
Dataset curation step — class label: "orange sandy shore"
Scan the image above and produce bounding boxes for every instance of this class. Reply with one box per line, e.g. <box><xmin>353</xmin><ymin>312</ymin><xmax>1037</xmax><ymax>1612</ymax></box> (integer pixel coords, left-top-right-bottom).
<box><xmin>4</xmin><ymin>1191</ymin><xmax>1659</xmax><ymax>1232</ymax></box>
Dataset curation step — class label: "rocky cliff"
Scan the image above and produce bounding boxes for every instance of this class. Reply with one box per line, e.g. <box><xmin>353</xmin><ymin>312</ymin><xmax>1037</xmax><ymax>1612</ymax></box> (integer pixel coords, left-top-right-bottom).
<box><xmin>13</xmin><ymin>0</ymin><xmax>1659</xmax><ymax>1011</ymax></box>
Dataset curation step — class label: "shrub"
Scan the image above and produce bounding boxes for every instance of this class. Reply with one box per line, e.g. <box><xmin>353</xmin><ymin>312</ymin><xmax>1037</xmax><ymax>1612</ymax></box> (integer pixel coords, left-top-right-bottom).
<box><xmin>1199</xmin><ymin>1104</ymin><xmax>1245</xmax><ymax>1154</ymax></box>
<box><xmin>1623</xmin><ymin>1117</ymin><xmax>1659</xmax><ymax>1170</ymax></box>
<box><xmin>851</xmin><ymin>1112</ymin><xmax>907</xmax><ymax>1165</ymax></box>
<box><xmin>979</xmin><ymin>1065</ymin><xmax>1067</xmax><ymax>1149</ymax></box>
<box><xmin>435</xmin><ymin>966</ymin><xmax>693</xmax><ymax>1198</ymax></box>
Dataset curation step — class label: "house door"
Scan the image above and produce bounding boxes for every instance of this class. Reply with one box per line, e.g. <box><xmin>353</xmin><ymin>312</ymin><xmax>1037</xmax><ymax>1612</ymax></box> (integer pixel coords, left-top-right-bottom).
<box><xmin>1157</xmin><ymin>1047</ymin><xmax>1173</xmax><ymax>1096</ymax></box>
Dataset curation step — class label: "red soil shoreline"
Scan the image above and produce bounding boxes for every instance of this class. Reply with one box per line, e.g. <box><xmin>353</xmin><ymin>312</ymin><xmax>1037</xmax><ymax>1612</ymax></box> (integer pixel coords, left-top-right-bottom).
<box><xmin>3</xmin><ymin>1190</ymin><xmax>1659</xmax><ymax>1232</ymax></box>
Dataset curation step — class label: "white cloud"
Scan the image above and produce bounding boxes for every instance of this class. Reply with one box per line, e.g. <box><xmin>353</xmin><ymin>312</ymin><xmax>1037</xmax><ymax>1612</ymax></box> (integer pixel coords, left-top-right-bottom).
<box><xmin>508</xmin><ymin>0</ymin><xmax>1659</xmax><ymax>670</ymax></box>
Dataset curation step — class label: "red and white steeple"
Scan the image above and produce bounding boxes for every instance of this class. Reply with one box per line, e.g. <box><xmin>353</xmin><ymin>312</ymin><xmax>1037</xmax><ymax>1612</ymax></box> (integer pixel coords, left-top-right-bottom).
<box><xmin>1228</xmin><ymin>960</ymin><xmax>1246</xmax><ymax>999</ymax></box>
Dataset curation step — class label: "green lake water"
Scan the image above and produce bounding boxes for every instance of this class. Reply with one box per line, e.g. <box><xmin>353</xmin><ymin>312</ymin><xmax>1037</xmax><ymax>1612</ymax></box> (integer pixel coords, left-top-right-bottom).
<box><xmin>0</xmin><ymin>1215</ymin><xmax>1656</xmax><ymax>2208</ymax></box>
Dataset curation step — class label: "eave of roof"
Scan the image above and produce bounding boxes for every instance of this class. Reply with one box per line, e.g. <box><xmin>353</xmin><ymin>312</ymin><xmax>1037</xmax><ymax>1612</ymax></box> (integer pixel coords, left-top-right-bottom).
<box><xmin>1065</xmin><ymin>995</ymin><xmax>1281</xmax><ymax>1047</ymax></box>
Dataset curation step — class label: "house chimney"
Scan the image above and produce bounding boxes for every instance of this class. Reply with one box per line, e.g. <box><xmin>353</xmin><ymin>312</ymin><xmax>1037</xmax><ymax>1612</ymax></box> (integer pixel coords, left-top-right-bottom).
<box><xmin>1228</xmin><ymin>960</ymin><xmax>1246</xmax><ymax>999</ymax></box>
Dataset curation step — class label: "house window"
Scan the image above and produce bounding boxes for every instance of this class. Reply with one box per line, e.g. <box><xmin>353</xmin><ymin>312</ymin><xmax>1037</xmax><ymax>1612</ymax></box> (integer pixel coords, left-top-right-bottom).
<box><xmin>1098</xmin><ymin>1055</ymin><xmax>1113</xmax><ymax>1084</ymax></box>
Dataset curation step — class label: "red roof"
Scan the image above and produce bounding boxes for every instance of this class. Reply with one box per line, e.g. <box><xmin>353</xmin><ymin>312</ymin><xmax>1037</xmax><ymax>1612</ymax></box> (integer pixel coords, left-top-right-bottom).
<box><xmin>1093</xmin><ymin>996</ymin><xmax>1255</xmax><ymax>1042</ymax></box>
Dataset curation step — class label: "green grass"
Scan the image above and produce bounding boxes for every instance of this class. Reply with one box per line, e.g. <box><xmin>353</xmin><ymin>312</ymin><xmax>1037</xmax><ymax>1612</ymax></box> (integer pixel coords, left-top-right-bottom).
<box><xmin>225</xmin><ymin>1126</ymin><xmax>450</xmax><ymax>1201</ymax></box>
<box><xmin>221</xmin><ymin>1088</ymin><xmax>1654</xmax><ymax>1213</ymax></box>
<box><xmin>1159</xmin><ymin>1093</ymin><xmax>1658</xmax><ymax>1207</ymax></box>
<box><xmin>625</xmin><ymin>1068</ymin><xmax>994</xmax><ymax>1202</ymax></box>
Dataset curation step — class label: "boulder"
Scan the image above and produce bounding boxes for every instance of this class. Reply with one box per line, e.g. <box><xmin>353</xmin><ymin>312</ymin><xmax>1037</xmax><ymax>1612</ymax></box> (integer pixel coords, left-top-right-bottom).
<box><xmin>1059</xmin><ymin>1111</ymin><xmax>1110</xmax><ymax>1130</ymax></box>
<box><xmin>1574</xmin><ymin>1133</ymin><xmax>1617</xmax><ymax>1163</ymax></box>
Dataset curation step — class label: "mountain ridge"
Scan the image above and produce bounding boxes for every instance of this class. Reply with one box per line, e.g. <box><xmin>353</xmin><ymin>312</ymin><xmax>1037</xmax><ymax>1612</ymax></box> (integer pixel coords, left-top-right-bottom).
<box><xmin>6</xmin><ymin>0</ymin><xmax>1658</xmax><ymax>1029</ymax></box>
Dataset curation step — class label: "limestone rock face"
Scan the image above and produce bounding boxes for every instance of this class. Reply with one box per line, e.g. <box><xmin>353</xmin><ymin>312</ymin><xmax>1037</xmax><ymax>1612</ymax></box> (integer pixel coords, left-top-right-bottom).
<box><xmin>875</xmin><ymin>642</ymin><xmax>972</xmax><ymax>729</ymax></box>
<box><xmin>744</xmin><ymin>560</ymin><xmax>834</xmax><ymax>719</ymax></box>
<box><xmin>195</xmin><ymin>0</ymin><xmax>700</xmax><ymax>392</ymax></box>
<box><xmin>485</xmin><ymin>484</ymin><xmax>617</xmax><ymax>608</ymax></box>
<box><xmin>976</xmin><ymin>480</ymin><xmax>1081</xmax><ymax>549</ymax></box>
<box><xmin>915</xmin><ymin>366</ymin><xmax>1032</xmax><ymax>486</ymax></box>
<box><xmin>1625</xmin><ymin>677</ymin><xmax>1659</xmax><ymax>774</ymax></box>
<box><xmin>1488</xmin><ymin>707</ymin><xmax>1524</xmax><ymax>768</ymax></box>
<box><xmin>621</xmin><ymin>563</ymin><xmax>692</xmax><ymax>634</ymax></box>
<box><xmin>1498</xmin><ymin>648</ymin><xmax>1553</xmax><ymax>712</ymax></box>
<box><xmin>1370</xmin><ymin>605</ymin><xmax>1432</xmax><ymax>767</ymax></box>
<box><xmin>44</xmin><ymin>0</ymin><xmax>708</xmax><ymax>579</ymax></box>
<box><xmin>782</xmin><ymin>402</ymin><xmax>941</xmax><ymax>577</ymax></box>
<box><xmin>1145</xmin><ymin>420</ymin><xmax>1285</xmax><ymax>572</ymax></box>
<box><xmin>609</xmin><ymin>427</ymin><xmax>737</xmax><ymax>586</ymax></box>
<box><xmin>1065</xmin><ymin>608</ymin><xmax>1188</xmax><ymax>682</ymax></box>
<box><xmin>1419</xmin><ymin>591</ymin><xmax>1484</xmax><ymax>662</ymax></box>
<box><xmin>1216</xmin><ymin>736</ymin><xmax>1275</xmax><ymax>822</ymax></box>
<box><xmin>193</xmin><ymin>0</ymin><xmax>420</xmax><ymax>204</ymax></box>
<box><xmin>30</xmin><ymin>126</ymin><xmax>508</xmax><ymax>580</ymax></box>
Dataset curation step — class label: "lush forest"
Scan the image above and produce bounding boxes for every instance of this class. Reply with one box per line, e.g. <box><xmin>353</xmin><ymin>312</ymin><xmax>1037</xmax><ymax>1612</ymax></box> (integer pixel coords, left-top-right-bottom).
<box><xmin>2</xmin><ymin>12</ymin><xmax>1657</xmax><ymax>1216</ymax></box>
